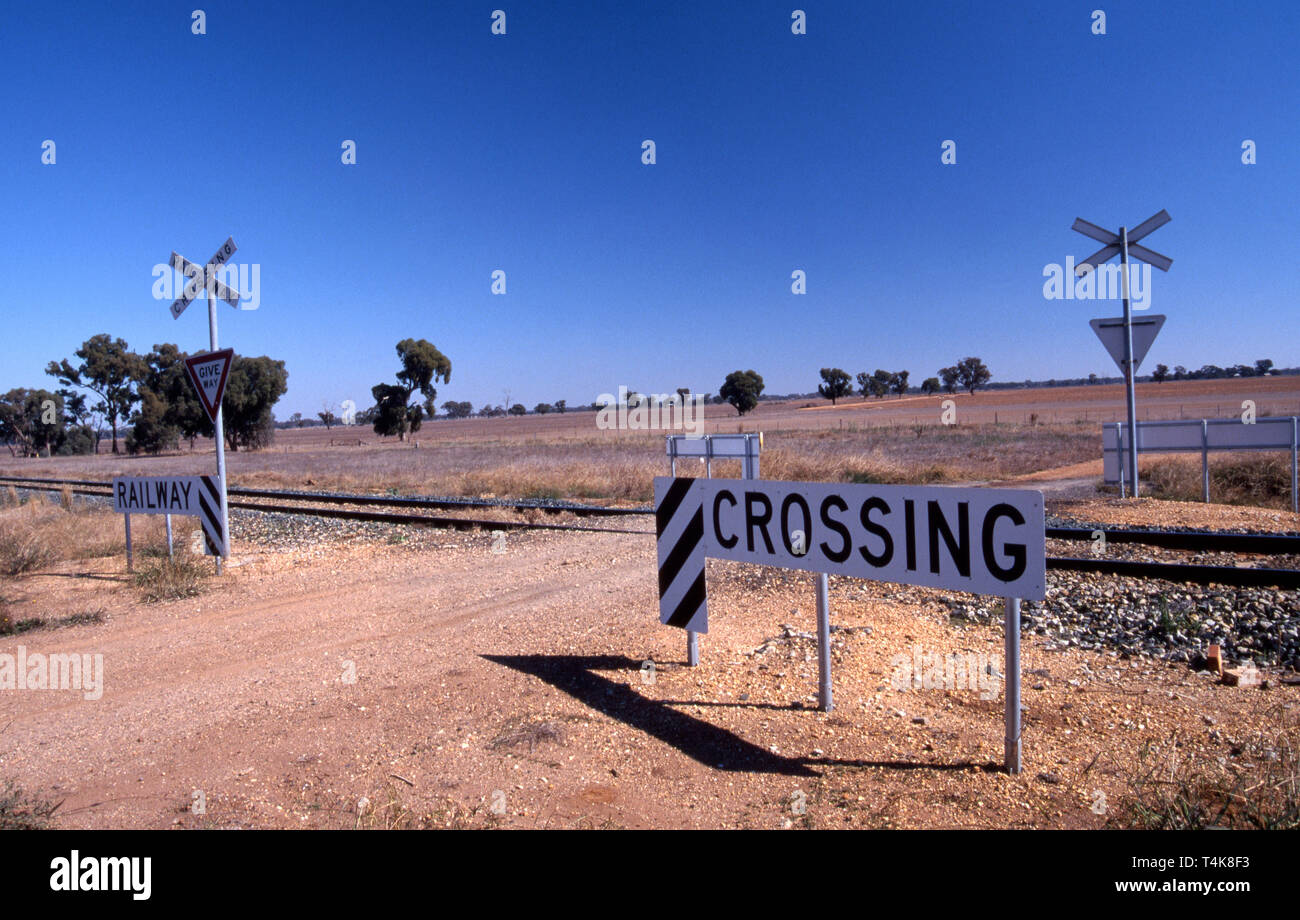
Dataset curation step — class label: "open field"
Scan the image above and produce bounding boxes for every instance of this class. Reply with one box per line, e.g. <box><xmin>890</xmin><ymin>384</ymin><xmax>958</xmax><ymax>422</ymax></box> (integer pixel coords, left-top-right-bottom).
<box><xmin>1</xmin><ymin>375</ymin><xmax>1298</xmax><ymax>830</ymax></box>
<box><xmin>3</xmin><ymin>377</ymin><xmax>1298</xmax><ymax>504</ymax></box>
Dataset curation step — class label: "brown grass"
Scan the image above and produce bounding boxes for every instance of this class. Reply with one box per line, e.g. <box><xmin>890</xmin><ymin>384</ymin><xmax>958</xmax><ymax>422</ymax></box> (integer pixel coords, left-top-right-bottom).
<box><xmin>132</xmin><ymin>551</ymin><xmax>210</xmax><ymax>603</ymax></box>
<box><xmin>1145</xmin><ymin>453</ymin><xmax>1295</xmax><ymax>510</ymax></box>
<box><xmin>1114</xmin><ymin>705</ymin><xmax>1300</xmax><ymax>829</ymax></box>
<box><xmin>0</xmin><ymin>497</ymin><xmax>189</xmax><ymax>575</ymax></box>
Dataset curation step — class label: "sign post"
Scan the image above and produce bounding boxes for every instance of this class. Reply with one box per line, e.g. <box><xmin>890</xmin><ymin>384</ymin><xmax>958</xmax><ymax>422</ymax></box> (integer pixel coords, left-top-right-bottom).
<box><xmin>168</xmin><ymin>237</ymin><xmax>240</xmax><ymax>572</ymax></box>
<box><xmin>1073</xmin><ymin>210</ymin><xmax>1173</xmax><ymax>496</ymax></box>
<box><xmin>666</xmin><ymin>433</ymin><xmax>764</xmax><ymax>668</ymax></box>
<box><xmin>654</xmin><ymin>477</ymin><xmax>1045</xmax><ymax>772</ymax></box>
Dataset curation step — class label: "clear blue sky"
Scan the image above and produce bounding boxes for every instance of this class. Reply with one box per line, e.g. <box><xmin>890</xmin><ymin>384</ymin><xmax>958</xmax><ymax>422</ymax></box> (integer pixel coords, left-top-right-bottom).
<box><xmin>3</xmin><ymin>1</ymin><xmax>1297</xmax><ymax>416</ymax></box>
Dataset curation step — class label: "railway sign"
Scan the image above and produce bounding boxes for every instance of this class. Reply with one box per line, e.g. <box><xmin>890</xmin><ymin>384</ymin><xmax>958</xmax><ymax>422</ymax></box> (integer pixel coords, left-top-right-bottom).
<box><xmin>113</xmin><ymin>475</ymin><xmax>228</xmax><ymax>558</ymax></box>
<box><xmin>168</xmin><ymin>237</ymin><xmax>240</xmax><ymax>319</ymax></box>
<box><xmin>1090</xmin><ymin>314</ymin><xmax>1165</xmax><ymax>373</ymax></box>
<box><xmin>1072</xmin><ymin>209</ymin><xmax>1173</xmax><ymax>497</ymax></box>
<box><xmin>184</xmin><ymin>348</ymin><xmax>234</xmax><ymax>424</ymax></box>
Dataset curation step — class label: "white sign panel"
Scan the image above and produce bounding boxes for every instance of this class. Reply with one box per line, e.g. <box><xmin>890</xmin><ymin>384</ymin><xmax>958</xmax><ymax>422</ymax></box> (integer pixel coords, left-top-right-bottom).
<box><xmin>655</xmin><ymin>477</ymin><xmax>1045</xmax><ymax>634</ymax></box>
<box><xmin>698</xmin><ymin>479</ymin><xmax>1045</xmax><ymax>599</ymax></box>
<box><xmin>1103</xmin><ymin>418</ymin><xmax>1300</xmax><ymax>482</ymax></box>
<box><xmin>112</xmin><ymin>475</ymin><xmax>227</xmax><ymax>555</ymax></box>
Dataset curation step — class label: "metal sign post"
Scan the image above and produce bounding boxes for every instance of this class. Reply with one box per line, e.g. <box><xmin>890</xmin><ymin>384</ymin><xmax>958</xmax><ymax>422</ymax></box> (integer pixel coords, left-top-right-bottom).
<box><xmin>666</xmin><ymin>434</ymin><xmax>763</xmax><ymax>668</ymax></box>
<box><xmin>168</xmin><ymin>237</ymin><xmax>240</xmax><ymax>573</ymax></box>
<box><xmin>1073</xmin><ymin>210</ymin><xmax>1173</xmax><ymax>497</ymax></box>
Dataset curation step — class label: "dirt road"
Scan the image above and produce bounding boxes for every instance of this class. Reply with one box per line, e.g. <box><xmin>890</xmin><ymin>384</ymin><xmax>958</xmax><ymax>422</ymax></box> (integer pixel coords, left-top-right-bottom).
<box><xmin>1</xmin><ymin>519</ymin><xmax>1294</xmax><ymax>829</ymax></box>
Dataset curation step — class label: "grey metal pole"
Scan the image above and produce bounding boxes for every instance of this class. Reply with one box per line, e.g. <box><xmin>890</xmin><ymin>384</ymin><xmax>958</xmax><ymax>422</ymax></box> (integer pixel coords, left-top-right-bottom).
<box><xmin>1292</xmin><ymin>418</ymin><xmax>1298</xmax><ymax>514</ymax></box>
<box><xmin>1119</xmin><ymin>227</ymin><xmax>1140</xmax><ymax>496</ymax></box>
<box><xmin>1004</xmin><ymin>596</ymin><xmax>1022</xmax><ymax>774</ymax></box>
<box><xmin>165</xmin><ymin>513</ymin><xmax>173</xmax><ymax>559</ymax></box>
<box><xmin>687</xmin><ymin>630</ymin><xmax>699</xmax><ymax>667</ymax></box>
<box><xmin>207</xmin><ymin>288</ymin><xmax>228</xmax><ymax>576</ymax></box>
<box><xmin>1116</xmin><ymin>423</ymin><xmax>1126</xmax><ymax>499</ymax></box>
<box><xmin>816</xmin><ymin>573</ymin><xmax>833</xmax><ymax>712</ymax></box>
<box><xmin>1202</xmin><ymin>420</ymin><xmax>1210</xmax><ymax>503</ymax></box>
<box><xmin>124</xmin><ymin>513</ymin><xmax>133</xmax><ymax>574</ymax></box>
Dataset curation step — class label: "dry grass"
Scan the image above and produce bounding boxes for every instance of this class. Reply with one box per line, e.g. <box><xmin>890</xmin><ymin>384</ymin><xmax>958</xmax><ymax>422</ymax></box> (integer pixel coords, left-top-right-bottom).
<box><xmin>0</xmin><ymin>494</ymin><xmax>188</xmax><ymax>574</ymax></box>
<box><xmin>0</xmin><ymin>782</ymin><xmax>58</xmax><ymax>830</ymax></box>
<box><xmin>132</xmin><ymin>550</ymin><xmax>210</xmax><ymax>603</ymax></box>
<box><xmin>1113</xmin><ymin>706</ymin><xmax>1300</xmax><ymax>830</ymax></box>
<box><xmin>1146</xmin><ymin>453</ymin><xmax>1295</xmax><ymax>510</ymax></box>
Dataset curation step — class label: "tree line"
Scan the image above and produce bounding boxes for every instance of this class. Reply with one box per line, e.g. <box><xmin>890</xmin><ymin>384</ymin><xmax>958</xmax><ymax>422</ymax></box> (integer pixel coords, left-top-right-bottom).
<box><xmin>0</xmin><ymin>333</ymin><xmax>287</xmax><ymax>457</ymax></box>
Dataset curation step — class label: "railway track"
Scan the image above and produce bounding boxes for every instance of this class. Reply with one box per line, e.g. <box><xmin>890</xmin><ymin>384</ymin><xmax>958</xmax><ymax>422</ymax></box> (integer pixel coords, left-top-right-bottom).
<box><xmin>3</xmin><ymin>474</ymin><xmax>1298</xmax><ymax>587</ymax></box>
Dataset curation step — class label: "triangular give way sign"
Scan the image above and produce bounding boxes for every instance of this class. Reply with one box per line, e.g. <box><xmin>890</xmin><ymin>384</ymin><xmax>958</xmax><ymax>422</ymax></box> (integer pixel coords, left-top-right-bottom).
<box><xmin>1089</xmin><ymin>314</ymin><xmax>1165</xmax><ymax>373</ymax></box>
<box><xmin>184</xmin><ymin>348</ymin><xmax>235</xmax><ymax>424</ymax></box>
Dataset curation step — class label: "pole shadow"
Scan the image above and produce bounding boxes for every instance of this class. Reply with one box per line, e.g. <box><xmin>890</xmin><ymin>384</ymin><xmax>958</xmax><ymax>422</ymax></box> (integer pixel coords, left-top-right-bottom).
<box><xmin>484</xmin><ymin>654</ymin><xmax>1012</xmax><ymax>777</ymax></box>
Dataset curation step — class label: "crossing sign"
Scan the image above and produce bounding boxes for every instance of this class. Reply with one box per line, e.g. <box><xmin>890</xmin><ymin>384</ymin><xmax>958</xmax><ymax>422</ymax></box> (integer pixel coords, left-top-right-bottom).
<box><xmin>184</xmin><ymin>348</ymin><xmax>235</xmax><ymax>424</ymax></box>
<box><xmin>169</xmin><ymin>237</ymin><xmax>240</xmax><ymax>319</ymax></box>
<box><xmin>1090</xmin><ymin>314</ymin><xmax>1165</xmax><ymax>373</ymax></box>
<box><xmin>1071</xmin><ymin>209</ymin><xmax>1173</xmax><ymax>497</ymax></box>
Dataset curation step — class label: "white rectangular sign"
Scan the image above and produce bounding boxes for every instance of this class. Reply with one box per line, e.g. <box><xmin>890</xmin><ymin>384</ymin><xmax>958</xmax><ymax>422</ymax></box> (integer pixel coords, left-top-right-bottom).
<box><xmin>666</xmin><ymin>434</ymin><xmax>759</xmax><ymax>458</ymax></box>
<box><xmin>699</xmin><ymin>479</ymin><xmax>1045</xmax><ymax>599</ymax></box>
<box><xmin>1103</xmin><ymin>418</ymin><xmax>1299</xmax><ymax>482</ymax></box>
<box><xmin>112</xmin><ymin>475</ymin><xmax>227</xmax><ymax>555</ymax></box>
<box><xmin>114</xmin><ymin>476</ymin><xmax>206</xmax><ymax>514</ymax></box>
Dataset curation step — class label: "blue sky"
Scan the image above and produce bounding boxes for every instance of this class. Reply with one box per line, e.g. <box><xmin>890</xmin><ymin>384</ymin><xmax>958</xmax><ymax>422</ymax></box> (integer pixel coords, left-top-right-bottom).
<box><xmin>3</xmin><ymin>1</ymin><xmax>1297</xmax><ymax>416</ymax></box>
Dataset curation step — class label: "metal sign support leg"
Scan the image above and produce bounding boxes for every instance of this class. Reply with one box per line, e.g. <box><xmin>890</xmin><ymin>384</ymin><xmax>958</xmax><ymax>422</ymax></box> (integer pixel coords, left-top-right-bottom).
<box><xmin>816</xmin><ymin>573</ymin><xmax>833</xmax><ymax>712</ymax></box>
<box><xmin>124</xmin><ymin>513</ymin><xmax>133</xmax><ymax>574</ymax></box>
<box><xmin>165</xmin><ymin>513</ymin><xmax>173</xmax><ymax>559</ymax></box>
<box><xmin>1119</xmin><ymin>227</ymin><xmax>1140</xmax><ymax>496</ymax></box>
<box><xmin>1004</xmin><ymin>596</ymin><xmax>1022</xmax><ymax>774</ymax></box>
<box><xmin>1201</xmin><ymin>420</ymin><xmax>1210</xmax><ymax>503</ymax></box>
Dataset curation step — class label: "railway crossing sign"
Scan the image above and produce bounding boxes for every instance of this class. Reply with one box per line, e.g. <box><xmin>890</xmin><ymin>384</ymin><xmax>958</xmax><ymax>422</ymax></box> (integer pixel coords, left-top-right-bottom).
<box><xmin>113</xmin><ymin>475</ymin><xmax>228</xmax><ymax>564</ymax></box>
<box><xmin>1072</xmin><ymin>209</ymin><xmax>1173</xmax><ymax>497</ymax></box>
<box><xmin>1090</xmin><ymin>314</ymin><xmax>1165</xmax><ymax>373</ymax></box>
<box><xmin>654</xmin><ymin>476</ymin><xmax>1044</xmax><ymax>773</ymax></box>
<box><xmin>184</xmin><ymin>348</ymin><xmax>234</xmax><ymax>424</ymax></box>
<box><xmin>163</xmin><ymin>234</ymin><xmax>243</xmax><ymax>570</ymax></box>
<box><xmin>169</xmin><ymin>237</ymin><xmax>240</xmax><ymax>319</ymax></box>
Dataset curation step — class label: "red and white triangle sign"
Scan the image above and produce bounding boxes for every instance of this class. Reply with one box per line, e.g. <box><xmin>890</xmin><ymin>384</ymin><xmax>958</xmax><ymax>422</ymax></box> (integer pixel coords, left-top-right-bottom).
<box><xmin>184</xmin><ymin>348</ymin><xmax>235</xmax><ymax>424</ymax></box>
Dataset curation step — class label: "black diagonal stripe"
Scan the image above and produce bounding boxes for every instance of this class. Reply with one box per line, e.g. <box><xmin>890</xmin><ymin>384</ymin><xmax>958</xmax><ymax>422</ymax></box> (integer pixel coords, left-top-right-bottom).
<box><xmin>197</xmin><ymin>489</ymin><xmax>219</xmax><ymax>531</ymax></box>
<box><xmin>199</xmin><ymin>475</ymin><xmax>221</xmax><ymax>509</ymax></box>
<box><xmin>658</xmin><ymin>506</ymin><xmax>703</xmax><ymax>599</ymax></box>
<box><xmin>665</xmin><ymin>570</ymin><xmax>706</xmax><ymax>628</ymax></box>
<box><xmin>656</xmin><ymin>477</ymin><xmax>694</xmax><ymax>538</ymax></box>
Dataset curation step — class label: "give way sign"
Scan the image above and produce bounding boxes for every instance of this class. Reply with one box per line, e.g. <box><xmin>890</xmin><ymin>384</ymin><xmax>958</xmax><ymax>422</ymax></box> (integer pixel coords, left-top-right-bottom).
<box><xmin>184</xmin><ymin>348</ymin><xmax>235</xmax><ymax>424</ymax></box>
